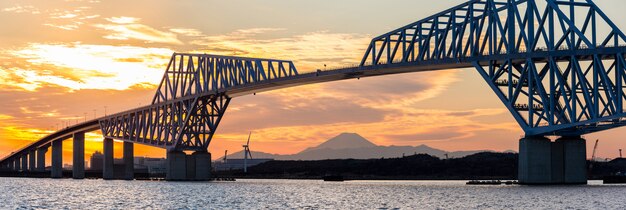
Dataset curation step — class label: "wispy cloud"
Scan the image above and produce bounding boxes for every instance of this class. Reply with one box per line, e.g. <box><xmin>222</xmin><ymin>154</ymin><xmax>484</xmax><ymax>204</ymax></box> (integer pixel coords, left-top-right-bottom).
<box><xmin>189</xmin><ymin>28</ymin><xmax>371</xmax><ymax>70</ymax></box>
<box><xmin>41</xmin><ymin>6</ymin><xmax>100</xmax><ymax>31</ymax></box>
<box><xmin>105</xmin><ymin>16</ymin><xmax>139</xmax><ymax>24</ymax></box>
<box><xmin>5</xmin><ymin>43</ymin><xmax>173</xmax><ymax>91</ymax></box>
<box><xmin>43</xmin><ymin>23</ymin><xmax>80</xmax><ymax>30</ymax></box>
<box><xmin>2</xmin><ymin>5</ymin><xmax>41</xmax><ymax>14</ymax></box>
<box><xmin>94</xmin><ymin>16</ymin><xmax>183</xmax><ymax>44</ymax></box>
<box><xmin>169</xmin><ymin>28</ymin><xmax>204</xmax><ymax>37</ymax></box>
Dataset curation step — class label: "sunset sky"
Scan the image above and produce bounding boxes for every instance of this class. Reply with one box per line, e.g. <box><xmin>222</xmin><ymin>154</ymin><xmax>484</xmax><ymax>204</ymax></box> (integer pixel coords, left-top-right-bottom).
<box><xmin>1</xmin><ymin>0</ymin><xmax>626</xmax><ymax>163</ymax></box>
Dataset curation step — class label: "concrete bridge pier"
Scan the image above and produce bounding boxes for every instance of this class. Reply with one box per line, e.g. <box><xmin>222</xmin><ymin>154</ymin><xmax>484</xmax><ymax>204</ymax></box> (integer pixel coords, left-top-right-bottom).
<box><xmin>166</xmin><ymin>151</ymin><xmax>186</xmax><ymax>181</ymax></box>
<box><xmin>193</xmin><ymin>151</ymin><xmax>211</xmax><ymax>181</ymax></box>
<box><xmin>123</xmin><ymin>142</ymin><xmax>134</xmax><ymax>180</ymax></box>
<box><xmin>554</xmin><ymin>136</ymin><xmax>587</xmax><ymax>184</ymax></box>
<box><xmin>518</xmin><ymin>136</ymin><xmax>587</xmax><ymax>185</ymax></box>
<box><xmin>12</xmin><ymin>159</ymin><xmax>17</xmax><ymax>171</ymax></box>
<box><xmin>166</xmin><ymin>151</ymin><xmax>211</xmax><ymax>181</ymax></box>
<box><xmin>103</xmin><ymin>138</ymin><xmax>114</xmax><ymax>180</ymax></box>
<box><xmin>36</xmin><ymin>147</ymin><xmax>48</xmax><ymax>172</ymax></box>
<box><xmin>21</xmin><ymin>155</ymin><xmax>27</xmax><ymax>172</ymax></box>
<box><xmin>73</xmin><ymin>132</ymin><xmax>85</xmax><ymax>179</ymax></box>
<box><xmin>28</xmin><ymin>150</ymin><xmax>36</xmax><ymax>171</ymax></box>
<box><xmin>7</xmin><ymin>159</ymin><xmax>12</xmax><ymax>171</ymax></box>
<box><xmin>51</xmin><ymin>140</ymin><xmax>63</xmax><ymax>178</ymax></box>
<box><xmin>13</xmin><ymin>158</ymin><xmax>20</xmax><ymax>171</ymax></box>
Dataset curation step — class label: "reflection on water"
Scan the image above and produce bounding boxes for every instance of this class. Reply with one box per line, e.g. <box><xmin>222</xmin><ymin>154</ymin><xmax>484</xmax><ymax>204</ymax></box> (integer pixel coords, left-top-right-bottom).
<box><xmin>0</xmin><ymin>178</ymin><xmax>625</xmax><ymax>209</ymax></box>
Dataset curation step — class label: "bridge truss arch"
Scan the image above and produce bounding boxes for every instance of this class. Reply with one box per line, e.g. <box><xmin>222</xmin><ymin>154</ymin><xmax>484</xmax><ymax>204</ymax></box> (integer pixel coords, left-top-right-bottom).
<box><xmin>99</xmin><ymin>54</ymin><xmax>299</xmax><ymax>151</ymax></box>
<box><xmin>361</xmin><ymin>0</ymin><xmax>626</xmax><ymax>136</ymax></box>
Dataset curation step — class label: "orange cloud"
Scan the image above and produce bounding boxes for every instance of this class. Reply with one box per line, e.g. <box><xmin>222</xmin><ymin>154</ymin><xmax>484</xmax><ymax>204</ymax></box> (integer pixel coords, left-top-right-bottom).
<box><xmin>2</xmin><ymin>5</ymin><xmax>41</xmax><ymax>14</ymax></box>
<box><xmin>189</xmin><ymin>28</ymin><xmax>372</xmax><ymax>71</ymax></box>
<box><xmin>94</xmin><ymin>16</ymin><xmax>183</xmax><ymax>44</ymax></box>
<box><xmin>6</xmin><ymin>43</ymin><xmax>173</xmax><ymax>91</ymax></box>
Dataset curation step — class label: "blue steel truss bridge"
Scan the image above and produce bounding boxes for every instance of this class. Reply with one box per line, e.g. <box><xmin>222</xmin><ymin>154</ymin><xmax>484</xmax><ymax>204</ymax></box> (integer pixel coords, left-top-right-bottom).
<box><xmin>1</xmin><ymin>0</ymin><xmax>625</xmax><ymax>184</ymax></box>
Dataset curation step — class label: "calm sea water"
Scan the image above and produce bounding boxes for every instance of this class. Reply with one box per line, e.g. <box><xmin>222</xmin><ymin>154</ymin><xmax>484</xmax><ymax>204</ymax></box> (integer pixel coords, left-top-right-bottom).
<box><xmin>0</xmin><ymin>178</ymin><xmax>624</xmax><ymax>209</ymax></box>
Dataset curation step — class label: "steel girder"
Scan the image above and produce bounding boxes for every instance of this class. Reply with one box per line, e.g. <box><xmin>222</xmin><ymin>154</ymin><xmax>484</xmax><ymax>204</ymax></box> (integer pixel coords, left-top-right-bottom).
<box><xmin>100</xmin><ymin>94</ymin><xmax>230</xmax><ymax>151</ymax></box>
<box><xmin>361</xmin><ymin>0</ymin><xmax>626</xmax><ymax>136</ymax></box>
<box><xmin>100</xmin><ymin>54</ymin><xmax>299</xmax><ymax>151</ymax></box>
<box><xmin>153</xmin><ymin>53</ymin><xmax>298</xmax><ymax>104</ymax></box>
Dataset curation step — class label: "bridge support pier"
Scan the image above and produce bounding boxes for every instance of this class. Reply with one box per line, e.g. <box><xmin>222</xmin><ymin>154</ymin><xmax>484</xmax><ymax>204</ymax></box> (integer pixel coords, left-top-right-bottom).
<box><xmin>37</xmin><ymin>147</ymin><xmax>48</xmax><ymax>172</ymax></box>
<box><xmin>193</xmin><ymin>151</ymin><xmax>211</xmax><ymax>181</ymax></box>
<box><xmin>21</xmin><ymin>155</ymin><xmax>27</xmax><ymax>172</ymax></box>
<box><xmin>166</xmin><ymin>151</ymin><xmax>186</xmax><ymax>181</ymax></box>
<box><xmin>123</xmin><ymin>142</ymin><xmax>134</xmax><ymax>180</ymax></box>
<box><xmin>73</xmin><ymin>132</ymin><xmax>85</xmax><ymax>179</ymax></box>
<box><xmin>103</xmin><ymin>138</ymin><xmax>114</xmax><ymax>180</ymax></box>
<box><xmin>166</xmin><ymin>151</ymin><xmax>211</xmax><ymax>181</ymax></box>
<box><xmin>13</xmin><ymin>158</ymin><xmax>20</xmax><ymax>171</ymax></box>
<box><xmin>28</xmin><ymin>150</ymin><xmax>36</xmax><ymax>171</ymax></box>
<box><xmin>7</xmin><ymin>159</ymin><xmax>12</xmax><ymax>171</ymax></box>
<box><xmin>518</xmin><ymin>136</ymin><xmax>587</xmax><ymax>185</ymax></box>
<box><xmin>51</xmin><ymin>140</ymin><xmax>63</xmax><ymax>178</ymax></box>
<box><xmin>554</xmin><ymin>137</ymin><xmax>587</xmax><ymax>184</ymax></box>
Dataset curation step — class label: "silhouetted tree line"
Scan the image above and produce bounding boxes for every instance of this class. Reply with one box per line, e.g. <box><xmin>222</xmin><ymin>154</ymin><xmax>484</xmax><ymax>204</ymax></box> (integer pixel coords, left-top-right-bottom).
<box><xmin>217</xmin><ymin>152</ymin><xmax>626</xmax><ymax>180</ymax></box>
<box><xmin>234</xmin><ymin>152</ymin><xmax>518</xmax><ymax>180</ymax></box>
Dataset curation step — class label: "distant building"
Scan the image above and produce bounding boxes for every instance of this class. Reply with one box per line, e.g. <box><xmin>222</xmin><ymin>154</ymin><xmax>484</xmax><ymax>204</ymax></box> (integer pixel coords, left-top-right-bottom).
<box><xmin>134</xmin><ymin>157</ymin><xmax>166</xmax><ymax>175</ymax></box>
<box><xmin>213</xmin><ymin>159</ymin><xmax>273</xmax><ymax>171</ymax></box>
<box><xmin>90</xmin><ymin>151</ymin><xmax>103</xmax><ymax>170</ymax></box>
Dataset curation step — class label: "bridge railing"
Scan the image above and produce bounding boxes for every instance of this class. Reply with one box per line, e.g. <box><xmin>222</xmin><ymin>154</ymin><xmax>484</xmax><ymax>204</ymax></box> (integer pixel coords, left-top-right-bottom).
<box><xmin>152</xmin><ymin>53</ymin><xmax>298</xmax><ymax>104</ymax></box>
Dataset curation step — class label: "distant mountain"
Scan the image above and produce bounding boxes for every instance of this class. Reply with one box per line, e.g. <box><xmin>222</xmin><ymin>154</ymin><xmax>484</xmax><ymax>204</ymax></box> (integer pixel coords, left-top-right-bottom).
<box><xmin>219</xmin><ymin>133</ymin><xmax>505</xmax><ymax>161</ymax></box>
<box><xmin>301</xmin><ymin>133</ymin><xmax>376</xmax><ymax>152</ymax></box>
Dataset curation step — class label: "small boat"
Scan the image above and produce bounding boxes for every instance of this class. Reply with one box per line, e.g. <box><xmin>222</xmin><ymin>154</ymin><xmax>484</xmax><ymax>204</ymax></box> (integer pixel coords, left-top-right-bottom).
<box><xmin>466</xmin><ymin>180</ymin><xmax>502</xmax><ymax>185</ymax></box>
<box><xmin>322</xmin><ymin>175</ymin><xmax>344</xmax><ymax>182</ymax></box>
<box><xmin>504</xmin><ymin>180</ymin><xmax>518</xmax><ymax>185</ymax></box>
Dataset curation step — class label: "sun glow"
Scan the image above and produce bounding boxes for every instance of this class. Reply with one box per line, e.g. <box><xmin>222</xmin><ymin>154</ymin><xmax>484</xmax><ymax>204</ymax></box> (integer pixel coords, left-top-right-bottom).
<box><xmin>8</xmin><ymin>43</ymin><xmax>173</xmax><ymax>91</ymax></box>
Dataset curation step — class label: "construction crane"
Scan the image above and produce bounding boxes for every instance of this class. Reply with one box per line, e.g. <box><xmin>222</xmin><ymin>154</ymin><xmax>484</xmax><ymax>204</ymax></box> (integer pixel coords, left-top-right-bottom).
<box><xmin>591</xmin><ymin>139</ymin><xmax>599</xmax><ymax>161</ymax></box>
<box><xmin>589</xmin><ymin>139</ymin><xmax>599</xmax><ymax>173</ymax></box>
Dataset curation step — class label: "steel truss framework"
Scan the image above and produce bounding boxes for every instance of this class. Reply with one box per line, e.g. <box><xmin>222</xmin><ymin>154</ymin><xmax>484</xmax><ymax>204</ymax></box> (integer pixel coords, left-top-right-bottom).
<box><xmin>361</xmin><ymin>0</ymin><xmax>626</xmax><ymax>136</ymax></box>
<box><xmin>100</xmin><ymin>54</ymin><xmax>299</xmax><ymax>151</ymax></box>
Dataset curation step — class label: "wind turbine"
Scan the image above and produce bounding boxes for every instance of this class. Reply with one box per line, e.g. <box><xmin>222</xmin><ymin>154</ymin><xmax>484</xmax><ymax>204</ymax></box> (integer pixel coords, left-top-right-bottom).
<box><xmin>243</xmin><ymin>132</ymin><xmax>253</xmax><ymax>173</ymax></box>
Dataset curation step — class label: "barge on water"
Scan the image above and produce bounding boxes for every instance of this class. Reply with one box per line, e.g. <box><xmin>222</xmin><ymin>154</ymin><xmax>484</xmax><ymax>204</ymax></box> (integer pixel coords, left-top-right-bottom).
<box><xmin>466</xmin><ymin>180</ymin><xmax>518</xmax><ymax>185</ymax></box>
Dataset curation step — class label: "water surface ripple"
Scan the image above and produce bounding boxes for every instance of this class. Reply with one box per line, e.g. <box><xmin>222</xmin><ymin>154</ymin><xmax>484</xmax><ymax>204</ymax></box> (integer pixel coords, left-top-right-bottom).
<box><xmin>0</xmin><ymin>178</ymin><xmax>624</xmax><ymax>209</ymax></box>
